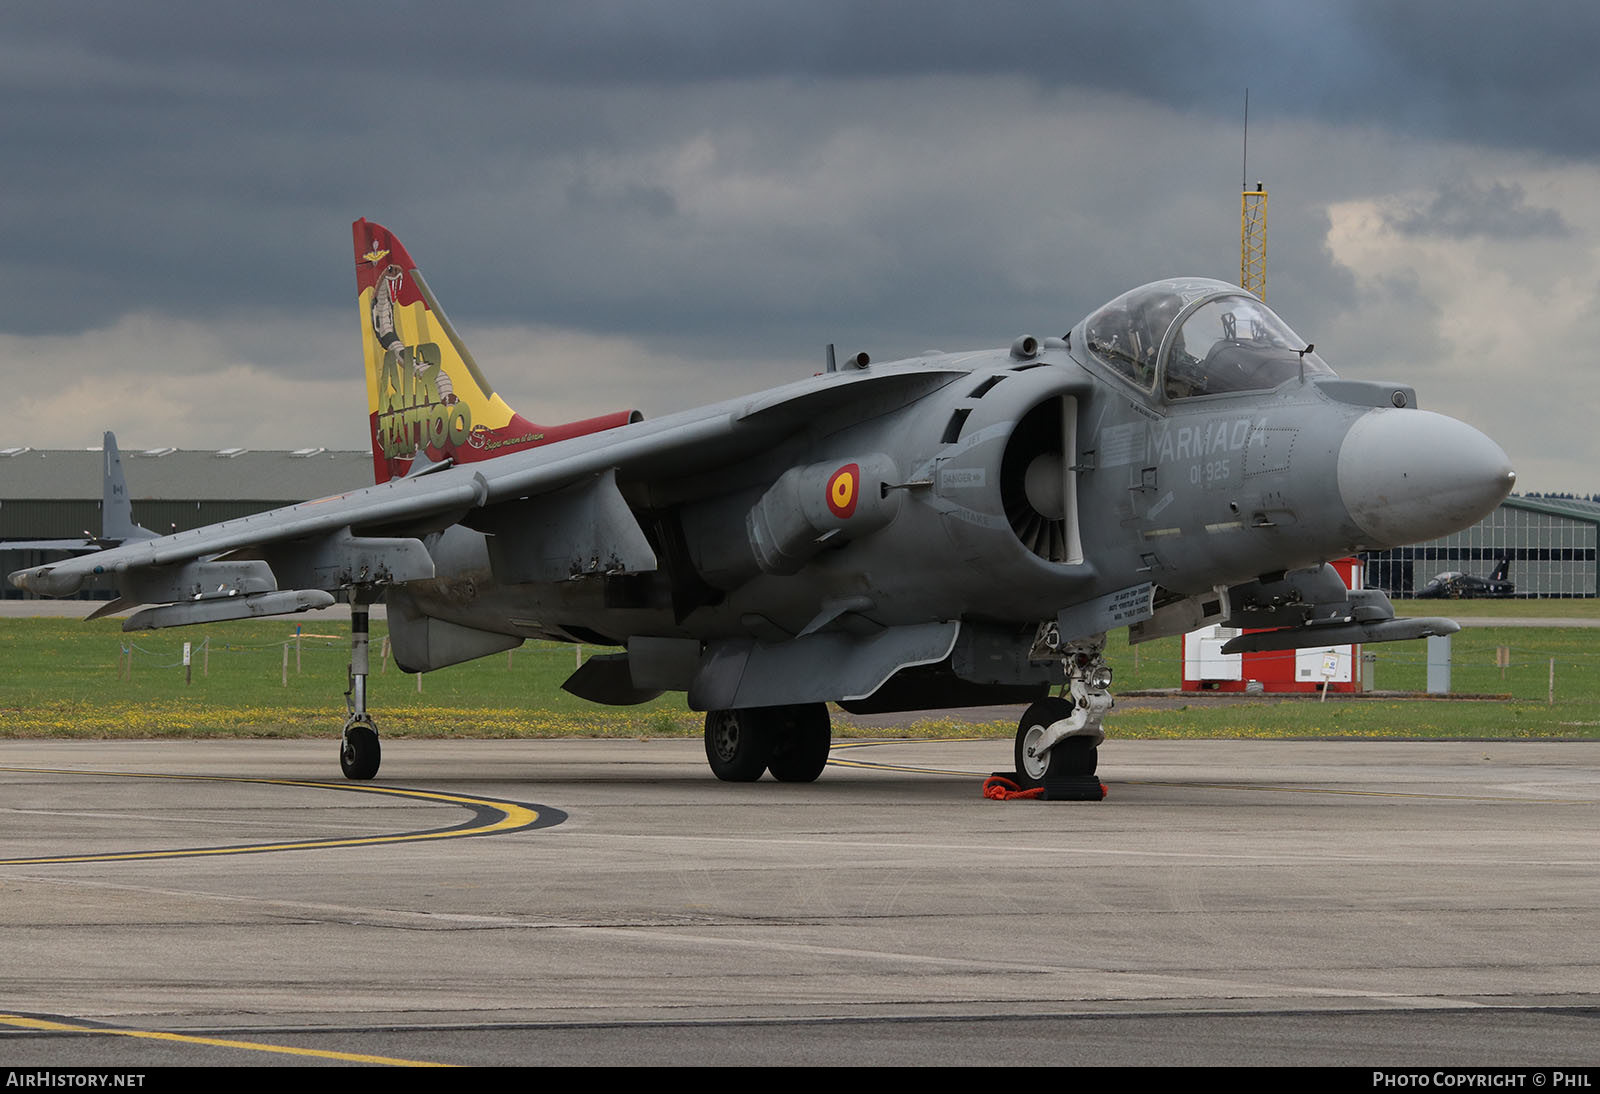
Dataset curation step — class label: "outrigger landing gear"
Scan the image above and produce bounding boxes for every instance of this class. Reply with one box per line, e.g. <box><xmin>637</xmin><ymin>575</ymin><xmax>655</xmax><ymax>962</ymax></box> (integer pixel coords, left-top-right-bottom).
<box><xmin>704</xmin><ymin>703</ymin><xmax>832</xmax><ymax>783</ymax></box>
<box><xmin>340</xmin><ymin>598</ymin><xmax>381</xmax><ymax>780</ymax></box>
<box><xmin>1013</xmin><ymin>629</ymin><xmax>1111</xmax><ymax>801</ymax></box>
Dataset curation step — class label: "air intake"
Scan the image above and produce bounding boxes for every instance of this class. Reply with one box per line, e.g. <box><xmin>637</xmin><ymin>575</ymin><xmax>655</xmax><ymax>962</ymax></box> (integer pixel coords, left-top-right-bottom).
<box><xmin>1000</xmin><ymin>398</ymin><xmax>1081</xmax><ymax>564</ymax></box>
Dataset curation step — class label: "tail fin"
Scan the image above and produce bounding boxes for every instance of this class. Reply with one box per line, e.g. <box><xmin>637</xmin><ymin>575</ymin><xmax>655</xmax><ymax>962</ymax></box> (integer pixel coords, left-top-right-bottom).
<box><xmin>1491</xmin><ymin>557</ymin><xmax>1511</xmax><ymax>582</ymax></box>
<box><xmin>353</xmin><ymin>219</ymin><xmax>640</xmax><ymax>484</ymax></box>
<box><xmin>99</xmin><ymin>432</ymin><xmax>155</xmax><ymax>543</ymax></box>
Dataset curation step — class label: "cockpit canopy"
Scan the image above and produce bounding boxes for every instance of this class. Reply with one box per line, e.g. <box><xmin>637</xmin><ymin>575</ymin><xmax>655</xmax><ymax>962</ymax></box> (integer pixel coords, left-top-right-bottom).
<box><xmin>1077</xmin><ymin>278</ymin><xmax>1334</xmax><ymax>400</ymax></box>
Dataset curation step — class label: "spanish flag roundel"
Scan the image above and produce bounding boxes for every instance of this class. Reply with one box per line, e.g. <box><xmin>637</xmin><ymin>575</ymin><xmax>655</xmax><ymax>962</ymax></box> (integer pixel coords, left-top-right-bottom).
<box><xmin>826</xmin><ymin>463</ymin><xmax>860</xmax><ymax>519</ymax></box>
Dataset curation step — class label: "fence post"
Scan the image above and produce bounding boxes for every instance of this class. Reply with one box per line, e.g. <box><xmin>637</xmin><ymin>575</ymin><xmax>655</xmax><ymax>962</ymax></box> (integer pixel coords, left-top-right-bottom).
<box><xmin>1425</xmin><ymin>634</ymin><xmax>1452</xmax><ymax>695</ymax></box>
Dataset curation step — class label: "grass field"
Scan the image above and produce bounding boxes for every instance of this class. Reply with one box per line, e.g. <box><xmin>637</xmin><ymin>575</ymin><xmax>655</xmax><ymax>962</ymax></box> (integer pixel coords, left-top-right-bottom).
<box><xmin>0</xmin><ymin>613</ymin><xmax>1597</xmax><ymax>740</ymax></box>
<box><xmin>1390</xmin><ymin>598</ymin><xmax>1600</xmax><ymax>619</ymax></box>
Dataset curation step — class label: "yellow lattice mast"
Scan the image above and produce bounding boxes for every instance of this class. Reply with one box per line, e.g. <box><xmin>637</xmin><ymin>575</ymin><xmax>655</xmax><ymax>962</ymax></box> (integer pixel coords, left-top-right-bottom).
<box><xmin>1238</xmin><ymin>90</ymin><xmax>1266</xmax><ymax>298</ymax></box>
<box><xmin>1241</xmin><ymin>182</ymin><xmax>1267</xmax><ymax>299</ymax></box>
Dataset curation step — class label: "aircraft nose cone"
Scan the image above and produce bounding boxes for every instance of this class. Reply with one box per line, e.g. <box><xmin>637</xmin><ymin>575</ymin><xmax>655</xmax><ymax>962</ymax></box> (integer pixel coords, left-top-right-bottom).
<box><xmin>1337</xmin><ymin>409</ymin><xmax>1515</xmax><ymax>549</ymax></box>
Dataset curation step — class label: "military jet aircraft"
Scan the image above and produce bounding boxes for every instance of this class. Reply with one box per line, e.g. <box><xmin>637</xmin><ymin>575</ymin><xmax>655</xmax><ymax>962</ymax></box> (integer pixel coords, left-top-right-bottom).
<box><xmin>1415</xmin><ymin>558</ymin><xmax>1514</xmax><ymax>599</ymax></box>
<box><xmin>1</xmin><ymin>431</ymin><xmax>155</xmax><ymax>555</ymax></box>
<box><xmin>9</xmin><ymin>220</ymin><xmax>1517</xmax><ymax>794</ymax></box>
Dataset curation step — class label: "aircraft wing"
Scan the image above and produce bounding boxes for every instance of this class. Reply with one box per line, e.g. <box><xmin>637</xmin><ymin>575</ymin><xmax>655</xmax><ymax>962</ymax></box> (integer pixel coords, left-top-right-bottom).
<box><xmin>8</xmin><ymin>366</ymin><xmax>967</xmax><ymax>623</ymax></box>
<box><xmin>2</xmin><ymin>538</ymin><xmax>103</xmax><ymax>553</ymax></box>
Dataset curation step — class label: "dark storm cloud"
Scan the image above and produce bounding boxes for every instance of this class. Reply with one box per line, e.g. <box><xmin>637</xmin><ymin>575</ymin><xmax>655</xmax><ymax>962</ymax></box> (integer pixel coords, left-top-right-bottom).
<box><xmin>1384</xmin><ymin>180</ymin><xmax>1569</xmax><ymax>239</ymax></box>
<box><xmin>3</xmin><ymin>1</ymin><xmax>1597</xmax><ymax>348</ymax></box>
<box><xmin>16</xmin><ymin>0</ymin><xmax>1592</xmax><ymax>146</ymax></box>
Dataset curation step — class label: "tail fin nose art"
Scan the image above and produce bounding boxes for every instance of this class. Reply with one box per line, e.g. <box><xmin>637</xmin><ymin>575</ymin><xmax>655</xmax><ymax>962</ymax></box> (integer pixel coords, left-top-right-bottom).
<box><xmin>353</xmin><ymin>219</ymin><xmax>640</xmax><ymax>484</ymax></box>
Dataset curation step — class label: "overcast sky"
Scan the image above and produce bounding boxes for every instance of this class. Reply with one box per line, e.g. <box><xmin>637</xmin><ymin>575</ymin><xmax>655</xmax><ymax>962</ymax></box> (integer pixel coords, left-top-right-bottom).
<box><xmin>3</xmin><ymin>1</ymin><xmax>1596</xmax><ymax>489</ymax></box>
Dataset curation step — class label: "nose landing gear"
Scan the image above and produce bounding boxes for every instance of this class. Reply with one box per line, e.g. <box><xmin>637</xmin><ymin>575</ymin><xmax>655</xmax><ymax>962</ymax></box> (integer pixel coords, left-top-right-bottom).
<box><xmin>1013</xmin><ymin>629</ymin><xmax>1110</xmax><ymax>800</ymax></box>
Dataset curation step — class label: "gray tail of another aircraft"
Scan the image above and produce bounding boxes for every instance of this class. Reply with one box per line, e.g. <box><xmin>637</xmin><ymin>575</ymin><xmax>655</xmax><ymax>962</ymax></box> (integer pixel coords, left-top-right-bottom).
<box><xmin>100</xmin><ymin>432</ymin><xmax>155</xmax><ymax>543</ymax></box>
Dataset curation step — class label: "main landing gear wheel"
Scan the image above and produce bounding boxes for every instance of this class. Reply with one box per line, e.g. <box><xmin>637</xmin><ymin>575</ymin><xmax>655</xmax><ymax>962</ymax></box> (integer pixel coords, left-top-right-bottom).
<box><xmin>704</xmin><ymin>708</ymin><xmax>773</xmax><ymax>782</ymax></box>
<box><xmin>341</xmin><ymin>716</ymin><xmax>381</xmax><ymax>781</ymax></box>
<box><xmin>765</xmin><ymin>703</ymin><xmax>832</xmax><ymax>783</ymax></box>
<box><xmin>1014</xmin><ymin>697</ymin><xmax>1096</xmax><ymax>790</ymax></box>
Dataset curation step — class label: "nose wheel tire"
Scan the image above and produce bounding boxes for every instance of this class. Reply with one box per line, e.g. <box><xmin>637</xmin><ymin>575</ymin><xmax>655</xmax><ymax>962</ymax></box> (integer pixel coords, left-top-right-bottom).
<box><xmin>341</xmin><ymin>718</ymin><xmax>381</xmax><ymax>781</ymax></box>
<box><xmin>1014</xmin><ymin>697</ymin><xmax>1095</xmax><ymax>789</ymax></box>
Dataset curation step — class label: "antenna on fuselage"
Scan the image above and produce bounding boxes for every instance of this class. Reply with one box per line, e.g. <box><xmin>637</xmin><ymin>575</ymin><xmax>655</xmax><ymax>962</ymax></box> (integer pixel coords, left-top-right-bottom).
<box><xmin>1297</xmin><ymin>343</ymin><xmax>1315</xmax><ymax>384</ymax></box>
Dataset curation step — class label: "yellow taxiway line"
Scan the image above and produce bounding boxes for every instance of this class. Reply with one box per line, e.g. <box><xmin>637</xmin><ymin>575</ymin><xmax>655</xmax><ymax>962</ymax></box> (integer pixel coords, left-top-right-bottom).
<box><xmin>0</xmin><ymin>1012</ymin><xmax>452</xmax><ymax>1067</ymax></box>
<box><xmin>0</xmin><ymin>767</ymin><xmax>556</xmax><ymax>866</ymax></box>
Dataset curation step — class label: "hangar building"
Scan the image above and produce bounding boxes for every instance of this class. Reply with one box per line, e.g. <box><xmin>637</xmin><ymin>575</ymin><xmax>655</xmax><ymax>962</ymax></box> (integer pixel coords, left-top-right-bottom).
<box><xmin>1363</xmin><ymin>496</ymin><xmax>1600</xmax><ymax>599</ymax></box>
